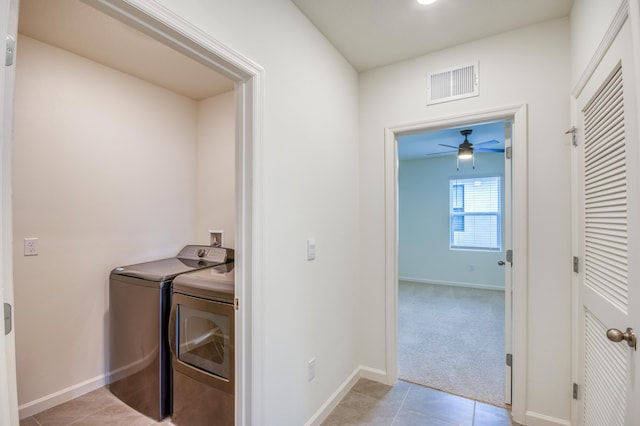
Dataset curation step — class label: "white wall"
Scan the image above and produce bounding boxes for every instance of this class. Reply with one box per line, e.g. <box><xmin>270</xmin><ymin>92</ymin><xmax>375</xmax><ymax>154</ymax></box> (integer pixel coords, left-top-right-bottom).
<box><xmin>570</xmin><ymin>0</ymin><xmax>625</xmax><ymax>87</ymax></box>
<box><xmin>399</xmin><ymin>153</ymin><xmax>505</xmax><ymax>290</ymax></box>
<box><xmin>359</xmin><ymin>18</ymin><xmax>573</xmax><ymax>424</ymax></box>
<box><xmin>31</xmin><ymin>1</ymin><xmax>360</xmax><ymax>425</ymax></box>
<box><xmin>152</xmin><ymin>3</ymin><xmax>360</xmax><ymax>424</ymax></box>
<box><xmin>195</xmin><ymin>91</ymin><xmax>235</xmax><ymax>248</ymax></box>
<box><xmin>13</xmin><ymin>35</ymin><xmax>199</xmax><ymax>406</ymax></box>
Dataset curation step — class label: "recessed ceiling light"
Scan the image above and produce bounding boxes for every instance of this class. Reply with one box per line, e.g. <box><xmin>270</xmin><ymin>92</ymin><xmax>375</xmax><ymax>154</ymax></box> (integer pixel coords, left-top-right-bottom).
<box><xmin>417</xmin><ymin>0</ymin><xmax>438</xmax><ymax>5</ymax></box>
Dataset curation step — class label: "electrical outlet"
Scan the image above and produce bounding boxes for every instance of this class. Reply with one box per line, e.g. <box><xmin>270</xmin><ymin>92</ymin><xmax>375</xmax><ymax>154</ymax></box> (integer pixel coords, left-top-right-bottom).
<box><xmin>24</xmin><ymin>238</ymin><xmax>39</xmax><ymax>256</ymax></box>
<box><xmin>308</xmin><ymin>357</ymin><xmax>316</xmax><ymax>382</ymax></box>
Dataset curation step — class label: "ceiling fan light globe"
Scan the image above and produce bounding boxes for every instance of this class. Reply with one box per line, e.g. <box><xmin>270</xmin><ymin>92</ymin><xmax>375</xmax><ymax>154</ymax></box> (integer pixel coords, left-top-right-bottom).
<box><xmin>458</xmin><ymin>147</ymin><xmax>473</xmax><ymax>159</ymax></box>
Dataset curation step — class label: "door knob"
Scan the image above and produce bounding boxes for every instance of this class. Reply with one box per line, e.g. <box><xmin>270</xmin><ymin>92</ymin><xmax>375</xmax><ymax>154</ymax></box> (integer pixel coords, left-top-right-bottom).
<box><xmin>606</xmin><ymin>327</ymin><xmax>637</xmax><ymax>351</ymax></box>
<box><xmin>498</xmin><ymin>260</ymin><xmax>505</xmax><ymax>266</ymax></box>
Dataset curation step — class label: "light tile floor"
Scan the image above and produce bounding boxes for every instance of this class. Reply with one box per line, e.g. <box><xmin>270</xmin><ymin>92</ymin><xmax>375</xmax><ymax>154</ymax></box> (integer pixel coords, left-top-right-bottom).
<box><xmin>19</xmin><ymin>379</ymin><xmax>516</xmax><ymax>426</ymax></box>
<box><xmin>321</xmin><ymin>379</ymin><xmax>516</xmax><ymax>426</ymax></box>
<box><xmin>19</xmin><ymin>387</ymin><xmax>173</xmax><ymax>426</ymax></box>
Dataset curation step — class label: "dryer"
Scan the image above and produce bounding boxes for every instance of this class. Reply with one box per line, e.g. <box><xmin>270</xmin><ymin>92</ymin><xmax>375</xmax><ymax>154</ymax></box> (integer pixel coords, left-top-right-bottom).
<box><xmin>169</xmin><ymin>262</ymin><xmax>235</xmax><ymax>426</ymax></box>
<box><xmin>108</xmin><ymin>245</ymin><xmax>231</xmax><ymax>420</ymax></box>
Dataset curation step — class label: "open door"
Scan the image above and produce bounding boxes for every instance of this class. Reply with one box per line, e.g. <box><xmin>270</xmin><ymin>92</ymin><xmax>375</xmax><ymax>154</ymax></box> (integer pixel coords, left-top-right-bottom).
<box><xmin>503</xmin><ymin>120</ymin><xmax>513</xmax><ymax>406</ymax></box>
<box><xmin>0</xmin><ymin>0</ymin><xmax>19</xmax><ymax>424</ymax></box>
<box><xmin>574</xmin><ymin>16</ymin><xmax>639</xmax><ymax>425</ymax></box>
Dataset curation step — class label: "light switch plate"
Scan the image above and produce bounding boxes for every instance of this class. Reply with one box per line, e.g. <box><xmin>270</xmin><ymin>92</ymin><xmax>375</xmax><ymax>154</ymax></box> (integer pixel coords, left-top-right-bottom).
<box><xmin>307</xmin><ymin>238</ymin><xmax>316</xmax><ymax>261</ymax></box>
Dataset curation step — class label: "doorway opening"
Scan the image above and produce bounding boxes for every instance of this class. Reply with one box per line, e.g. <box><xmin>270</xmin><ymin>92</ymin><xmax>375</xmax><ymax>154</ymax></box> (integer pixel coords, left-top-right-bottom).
<box><xmin>7</xmin><ymin>0</ymin><xmax>262</xmax><ymax>423</ymax></box>
<box><xmin>396</xmin><ymin>120</ymin><xmax>508</xmax><ymax>406</ymax></box>
<box><xmin>383</xmin><ymin>104</ymin><xmax>529</xmax><ymax>420</ymax></box>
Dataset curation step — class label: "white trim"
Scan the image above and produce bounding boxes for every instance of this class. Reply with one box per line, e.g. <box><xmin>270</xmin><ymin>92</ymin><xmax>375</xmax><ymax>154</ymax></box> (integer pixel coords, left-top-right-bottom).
<box><xmin>0</xmin><ymin>0</ymin><xmax>19</xmax><ymax>424</ymax></box>
<box><xmin>572</xmin><ymin>0</ymin><xmax>629</xmax><ymax>98</ymax></box>
<box><xmin>384</xmin><ymin>127</ymin><xmax>399</xmax><ymax>387</ymax></box>
<box><xmin>18</xmin><ymin>374</ymin><xmax>107</xmax><ymax>419</ymax></box>
<box><xmin>358</xmin><ymin>366</ymin><xmax>389</xmax><ymax>384</ymax></box>
<box><xmin>525</xmin><ymin>411</ymin><xmax>572</xmax><ymax>426</ymax></box>
<box><xmin>384</xmin><ymin>103</ymin><xmax>528</xmax><ymax>423</ymax></box>
<box><xmin>510</xmin><ymin>104</ymin><xmax>529</xmax><ymax>425</ymax></box>
<box><xmin>398</xmin><ymin>276</ymin><xmax>505</xmax><ymax>292</ymax></box>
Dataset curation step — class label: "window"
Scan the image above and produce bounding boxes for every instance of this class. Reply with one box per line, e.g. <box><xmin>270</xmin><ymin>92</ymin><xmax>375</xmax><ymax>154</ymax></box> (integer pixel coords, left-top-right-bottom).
<box><xmin>449</xmin><ymin>176</ymin><xmax>501</xmax><ymax>251</ymax></box>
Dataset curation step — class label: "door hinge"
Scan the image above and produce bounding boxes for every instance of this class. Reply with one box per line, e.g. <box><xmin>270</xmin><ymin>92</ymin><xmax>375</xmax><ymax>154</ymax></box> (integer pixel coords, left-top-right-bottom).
<box><xmin>506</xmin><ymin>249</ymin><xmax>513</xmax><ymax>265</ymax></box>
<box><xmin>573</xmin><ymin>256</ymin><xmax>579</xmax><ymax>273</ymax></box>
<box><xmin>505</xmin><ymin>146</ymin><xmax>512</xmax><ymax>159</ymax></box>
<box><xmin>506</xmin><ymin>353</ymin><xmax>512</xmax><ymax>367</ymax></box>
<box><xmin>5</xmin><ymin>34</ymin><xmax>15</xmax><ymax>66</ymax></box>
<box><xmin>565</xmin><ymin>127</ymin><xmax>577</xmax><ymax>147</ymax></box>
<box><xmin>573</xmin><ymin>383</ymin><xmax>578</xmax><ymax>400</ymax></box>
<box><xmin>234</xmin><ymin>297</ymin><xmax>239</xmax><ymax>311</ymax></box>
<box><xmin>4</xmin><ymin>303</ymin><xmax>11</xmax><ymax>335</ymax></box>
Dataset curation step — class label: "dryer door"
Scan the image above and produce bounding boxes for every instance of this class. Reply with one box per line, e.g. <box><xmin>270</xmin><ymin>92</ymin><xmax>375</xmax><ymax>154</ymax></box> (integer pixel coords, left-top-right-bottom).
<box><xmin>169</xmin><ymin>293</ymin><xmax>234</xmax><ymax>394</ymax></box>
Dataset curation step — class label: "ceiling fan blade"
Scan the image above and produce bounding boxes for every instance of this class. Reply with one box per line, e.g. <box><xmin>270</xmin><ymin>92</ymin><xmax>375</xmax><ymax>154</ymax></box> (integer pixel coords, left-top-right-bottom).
<box><xmin>475</xmin><ymin>148</ymin><xmax>505</xmax><ymax>153</ymax></box>
<box><xmin>426</xmin><ymin>150</ymin><xmax>456</xmax><ymax>156</ymax></box>
<box><xmin>474</xmin><ymin>139</ymin><xmax>499</xmax><ymax>147</ymax></box>
<box><xmin>438</xmin><ymin>144</ymin><xmax>459</xmax><ymax>149</ymax></box>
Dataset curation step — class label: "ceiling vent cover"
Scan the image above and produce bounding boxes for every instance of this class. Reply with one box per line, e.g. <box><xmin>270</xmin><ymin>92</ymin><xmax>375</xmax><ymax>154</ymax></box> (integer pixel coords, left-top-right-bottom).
<box><xmin>427</xmin><ymin>62</ymin><xmax>478</xmax><ymax>105</ymax></box>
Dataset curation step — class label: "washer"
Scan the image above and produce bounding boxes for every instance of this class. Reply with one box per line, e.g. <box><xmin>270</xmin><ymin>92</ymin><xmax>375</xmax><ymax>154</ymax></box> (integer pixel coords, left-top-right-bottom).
<box><xmin>169</xmin><ymin>262</ymin><xmax>235</xmax><ymax>426</ymax></box>
<box><xmin>108</xmin><ymin>245</ymin><xmax>231</xmax><ymax>421</ymax></box>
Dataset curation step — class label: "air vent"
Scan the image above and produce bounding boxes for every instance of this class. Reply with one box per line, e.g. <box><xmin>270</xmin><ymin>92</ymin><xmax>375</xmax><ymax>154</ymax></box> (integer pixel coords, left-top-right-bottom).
<box><xmin>427</xmin><ymin>62</ymin><xmax>478</xmax><ymax>105</ymax></box>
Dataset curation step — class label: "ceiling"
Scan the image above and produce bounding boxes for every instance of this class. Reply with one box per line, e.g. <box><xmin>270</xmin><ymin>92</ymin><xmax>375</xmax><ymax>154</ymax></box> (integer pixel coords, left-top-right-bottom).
<box><xmin>18</xmin><ymin>0</ymin><xmax>234</xmax><ymax>101</ymax></box>
<box><xmin>291</xmin><ymin>0</ymin><xmax>574</xmax><ymax>72</ymax></box>
<box><xmin>18</xmin><ymin>0</ymin><xmax>573</xmax><ymax>156</ymax></box>
<box><xmin>397</xmin><ymin>121</ymin><xmax>507</xmax><ymax>161</ymax></box>
<box><xmin>289</xmin><ymin>0</ymin><xmax>573</xmax><ymax>160</ymax></box>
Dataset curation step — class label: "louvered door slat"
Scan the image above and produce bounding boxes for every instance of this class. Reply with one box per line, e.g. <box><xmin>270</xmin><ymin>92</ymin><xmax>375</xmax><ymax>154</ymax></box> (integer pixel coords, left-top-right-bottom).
<box><xmin>584</xmin><ymin>143</ymin><xmax>625</xmax><ymax>176</ymax></box>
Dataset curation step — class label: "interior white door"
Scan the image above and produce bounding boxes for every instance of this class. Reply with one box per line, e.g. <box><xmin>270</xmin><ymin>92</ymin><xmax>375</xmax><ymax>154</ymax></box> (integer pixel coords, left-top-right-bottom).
<box><xmin>0</xmin><ymin>0</ymin><xmax>19</xmax><ymax>424</ymax></box>
<box><xmin>575</xmin><ymin>18</ymin><xmax>639</xmax><ymax>426</ymax></box>
<box><xmin>503</xmin><ymin>120</ymin><xmax>512</xmax><ymax>406</ymax></box>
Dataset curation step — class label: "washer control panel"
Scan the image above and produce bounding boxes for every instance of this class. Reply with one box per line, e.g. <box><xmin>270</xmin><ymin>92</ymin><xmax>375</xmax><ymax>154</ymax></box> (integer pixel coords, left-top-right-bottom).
<box><xmin>177</xmin><ymin>245</ymin><xmax>228</xmax><ymax>263</ymax></box>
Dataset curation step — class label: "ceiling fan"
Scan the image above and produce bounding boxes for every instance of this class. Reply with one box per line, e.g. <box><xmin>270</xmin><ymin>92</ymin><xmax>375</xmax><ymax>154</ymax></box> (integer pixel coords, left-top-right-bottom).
<box><xmin>435</xmin><ymin>129</ymin><xmax>504</xmax><ymax>170</ymax></box>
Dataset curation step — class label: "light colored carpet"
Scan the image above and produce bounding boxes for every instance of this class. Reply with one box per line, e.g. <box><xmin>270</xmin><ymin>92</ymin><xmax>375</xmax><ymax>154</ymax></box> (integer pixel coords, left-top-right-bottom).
<box><xmin>398</xmin><ymin>281</ymin><xmax>505</xmax><ymax>406</ymax></box>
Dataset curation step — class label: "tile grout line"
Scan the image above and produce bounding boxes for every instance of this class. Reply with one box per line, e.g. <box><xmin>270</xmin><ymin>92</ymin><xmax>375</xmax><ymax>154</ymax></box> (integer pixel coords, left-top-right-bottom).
<box><xmin>389</xmin><ymin>383</ymin><xmax>411</xmax><ymax>426</ymax></box>
<box><xmin>67</xmin><ymin>398</ymin><xmax>122</xmax><ymax>426</ymax></box>
<box><xmin>46</xmin><ymin>391</ymin><xmax>120</xmax><ymax>426</ymax></box>
<box><xmin>471</xmin><ymin>400</ymin><xmax>476</xmax><ymax>425</ymax></box>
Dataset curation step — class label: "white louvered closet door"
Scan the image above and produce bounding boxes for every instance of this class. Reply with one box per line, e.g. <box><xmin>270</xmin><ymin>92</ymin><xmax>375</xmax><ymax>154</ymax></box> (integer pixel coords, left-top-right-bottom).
<box><xmin>575</xmin><ymin>17</ymin><xmax>640</xmax><ymax>426</ymax></box>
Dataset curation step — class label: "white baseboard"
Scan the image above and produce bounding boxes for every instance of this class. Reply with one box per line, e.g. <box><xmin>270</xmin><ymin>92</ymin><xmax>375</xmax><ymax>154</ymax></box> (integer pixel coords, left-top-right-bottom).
<box><xmin>304</xmin><ymin>368</ymin><xmax>360</xmax><ymax>426</ymax></box>
<box><xmin>525</xmin><ymin>411</ymin><xmax>571</xmax><ymax>426</ymax></box>
<box><xmin>18</xmin><ymin>374</ymin><xmax>107</xmax><ymax>419</ymax></box>
<box><xmin>399</xmin><ymin>276</ymin><xmax>505</xmax><ymax>291</ymax></box>
<box><xmin>358</xmin><ymin>366</ymin><xmax>390</xmax><ymax>385</ymax></box>
<box><xmin>304</xmin><ymin>366</ymin><xmax>391</xmax><ymax>426</ymax></box>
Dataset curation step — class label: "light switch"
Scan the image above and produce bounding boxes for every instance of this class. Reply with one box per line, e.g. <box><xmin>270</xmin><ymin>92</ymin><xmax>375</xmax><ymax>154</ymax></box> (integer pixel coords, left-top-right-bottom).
<box><xmin>307</xmin><ymin>238</ymin><xmax>316</xmax><ymax>261</ymax></box>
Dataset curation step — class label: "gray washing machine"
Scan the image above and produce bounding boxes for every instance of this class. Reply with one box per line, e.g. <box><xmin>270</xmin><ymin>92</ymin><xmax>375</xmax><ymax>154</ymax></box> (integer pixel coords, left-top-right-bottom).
<box><xmin>109</xmin><ymin>245</ymin><xmax>232</xmax><ymax>421</ymax></box>
<box><xmin>169</xmin><ymin>262</ymin><xmax>235</xmax><ymax>426</ymax></box>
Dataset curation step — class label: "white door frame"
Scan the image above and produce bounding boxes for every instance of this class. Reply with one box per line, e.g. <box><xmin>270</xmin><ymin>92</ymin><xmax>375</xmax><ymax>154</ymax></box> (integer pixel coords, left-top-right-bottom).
<box><xmin>0</xmin><ymin>0</ymin><xmax>20</xmax><ymax>424</ymax></box>
<box><xmin>2</xmin><ymin>1</ymin><xmax>265</xmax><ymax>424</ymax></box>
<box><xmin>384</xmin><ymin>104</ymin><xmax>528</xmax><ymax>423</ymax></box>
